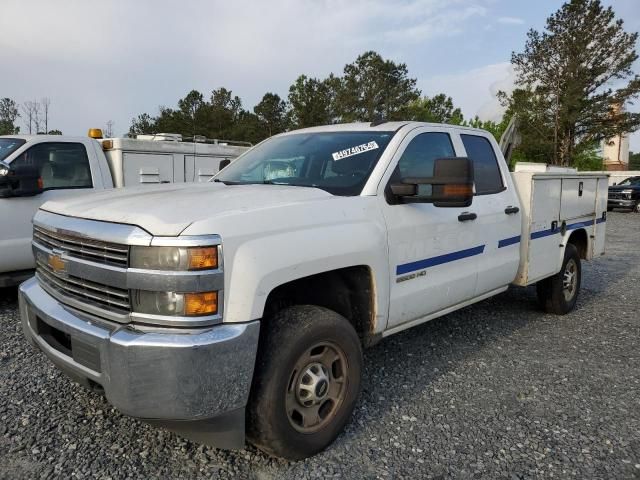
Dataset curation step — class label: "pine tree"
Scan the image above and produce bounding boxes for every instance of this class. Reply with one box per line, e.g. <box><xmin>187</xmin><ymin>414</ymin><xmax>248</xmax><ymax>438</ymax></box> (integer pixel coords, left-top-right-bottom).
<box><xmin>506</xmin><ymin>0</ymin><xmax>640</xmax><ymax>165</ymax></box>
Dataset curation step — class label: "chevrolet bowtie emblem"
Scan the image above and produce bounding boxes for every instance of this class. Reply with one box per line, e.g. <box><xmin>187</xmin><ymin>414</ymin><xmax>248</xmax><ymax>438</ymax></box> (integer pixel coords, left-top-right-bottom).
<box><xmin>48</xmin><ymin>253</ymin><xmax>67</xmax><ymax>273</ymax></box>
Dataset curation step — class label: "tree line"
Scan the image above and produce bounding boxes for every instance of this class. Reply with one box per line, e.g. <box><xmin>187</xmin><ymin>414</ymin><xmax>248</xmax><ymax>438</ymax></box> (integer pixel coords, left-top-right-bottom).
<box><xmin>129</xmin><ymin>50</ymin><xmax>491</xmax><ymax>145</ymax></box>
<box><xmin>0</xmin><ymin>97</ymin><xmax>62</xmax><ymax>136</ymax></box>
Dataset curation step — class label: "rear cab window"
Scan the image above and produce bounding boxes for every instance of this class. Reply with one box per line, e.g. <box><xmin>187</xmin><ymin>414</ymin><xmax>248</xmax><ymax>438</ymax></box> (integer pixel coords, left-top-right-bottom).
<box><xmin>460</xmin><ymin>134</ymin><xmax>505</xmax><ymax>195</ymax></box>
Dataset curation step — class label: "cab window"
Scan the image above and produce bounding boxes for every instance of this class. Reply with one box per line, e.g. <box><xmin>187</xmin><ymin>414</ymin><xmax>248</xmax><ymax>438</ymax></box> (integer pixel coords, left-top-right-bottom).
<box><xmin>460</xmin><ymin>134</ymin><xmax>504</xmax><ymax>194</ymax></box>
<box><xmin>11</xmin><ymin>142</ymin><xmax>92</xmax><ymax>190</ymax></box>
<box><xmin>394</xmin><ymin>132</ymin><xmax>455</xmax><ymax>179</ymax></box>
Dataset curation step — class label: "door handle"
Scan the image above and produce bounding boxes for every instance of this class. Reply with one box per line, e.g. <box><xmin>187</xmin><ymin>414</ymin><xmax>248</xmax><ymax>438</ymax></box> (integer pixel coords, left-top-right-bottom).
<box><xmin>504</xmin><ymin>206</ymin><xmax>520</xmax><ymax>215</ymax></box>
<box><xmin>458</xmin><ymin>212</ymin><xmax>477</xmax><ymax>222</ymax></box>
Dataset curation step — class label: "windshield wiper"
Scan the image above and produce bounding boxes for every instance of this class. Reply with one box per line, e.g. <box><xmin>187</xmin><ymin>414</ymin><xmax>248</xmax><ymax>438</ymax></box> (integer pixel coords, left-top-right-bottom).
<box><xmin>213</xmin><ymin>178</ymin><xmax>319</xmax><ymax>188</ymax></box>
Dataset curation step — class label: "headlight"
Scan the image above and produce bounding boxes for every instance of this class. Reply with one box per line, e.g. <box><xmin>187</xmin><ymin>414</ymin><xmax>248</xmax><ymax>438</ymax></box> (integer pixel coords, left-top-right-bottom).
<box><xmin>130</xmin><ymin>246</ymin><xmax>218</xmax><ymax>271</ymax></box>
<box><xmin>132</xmin><ymin>290</ymin><xmax>218</xmax><ymax>316</ymax></box>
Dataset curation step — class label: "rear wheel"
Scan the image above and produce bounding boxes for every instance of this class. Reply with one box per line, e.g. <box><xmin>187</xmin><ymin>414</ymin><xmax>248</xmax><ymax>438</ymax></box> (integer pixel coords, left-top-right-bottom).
<box><xmin>247</xmin><ymin>305</ymin><xmax>363</xmax><ymax>460</ymax></box>
<box><xmin>536</xmin><ymin>243</ymin><xmax>581</xmax><ymax>315</ymax></box>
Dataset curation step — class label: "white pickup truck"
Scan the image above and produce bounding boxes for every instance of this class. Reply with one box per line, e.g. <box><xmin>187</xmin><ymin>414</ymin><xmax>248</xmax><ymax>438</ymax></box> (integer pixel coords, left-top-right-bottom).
<box><xmin>0</xmin><ymin>132</ymin><xmax>248</xmax><ymax>286</ymax></box>
<box><xmin>18</xmin><ymin>122</ymin><xmax>608</xmax><ymax>460</ymax></box>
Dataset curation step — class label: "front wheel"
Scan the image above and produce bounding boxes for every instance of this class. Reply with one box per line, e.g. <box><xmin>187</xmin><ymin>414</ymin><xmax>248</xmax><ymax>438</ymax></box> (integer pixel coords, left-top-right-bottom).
<box><xmin>536</xmin><ymin>243</ymin><xmax>581</xmax><ymax>315</ymax></box>
<box><xmin>247</xmin><ymin>305</ymin><xmax>363</xmax><ymax>460</ymax></box>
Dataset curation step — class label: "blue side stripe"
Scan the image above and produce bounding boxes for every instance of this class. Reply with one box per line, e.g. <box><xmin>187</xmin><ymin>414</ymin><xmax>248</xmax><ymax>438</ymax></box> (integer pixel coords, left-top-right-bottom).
<box><xmin>498</xmin><ymin>235</ymin><xmax>521</xmax><ymax>248</ymax></box>
<box><xmin>529</xmin><ymin>217</ymin><xmax>605</xmax><ymax>240</ymax></box>
<box><xmin>395</xmin><ymin>216</ymin><xmax>606</xmax><ymax>276</ymax></box>
<box><xmin>566</xmin><ymin>219</ymin><xmax>595</xmax><ymax>230</ymax></box>
<box><xmin>531</xmin><ymin>227</ymin><xmax>559</xmax><ymax>239</ymax></box>
<box><xmin>396</xmin><ymin>245</ymin><xmax>485</xmax><ymax>275</ymax></box>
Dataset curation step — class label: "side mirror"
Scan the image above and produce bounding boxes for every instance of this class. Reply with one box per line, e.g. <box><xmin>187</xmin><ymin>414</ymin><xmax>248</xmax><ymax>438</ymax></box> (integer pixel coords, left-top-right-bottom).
<box><xmin>219</xmin><ymin>159</ymin><xmax>231</xmax><ymax>170</ymax></box>
<box><xmin>0</xmin><ymin>163</ymin><xmax>43</xmax><ymax>198</ymax></box>
<box><xmin>390</xmin><ymin>157</ymin><xmax>474</xmax><ymax>207</ymax></box>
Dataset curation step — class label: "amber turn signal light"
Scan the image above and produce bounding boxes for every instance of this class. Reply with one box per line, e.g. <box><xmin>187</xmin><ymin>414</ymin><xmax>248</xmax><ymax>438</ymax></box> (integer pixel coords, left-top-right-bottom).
<box><xmin>185</xmin><ymin>291</ymin><xmax>218</xmax><ymax>316</ymax></box>
<box><xmin>187</xmin><ymin>247</ymin><xmax>218</xmax><ymax>270</ymax></box>
<box><xmin>443</xmin><ymin>184</ymin><xmax>473</xmax><ymax>196</ymax></box>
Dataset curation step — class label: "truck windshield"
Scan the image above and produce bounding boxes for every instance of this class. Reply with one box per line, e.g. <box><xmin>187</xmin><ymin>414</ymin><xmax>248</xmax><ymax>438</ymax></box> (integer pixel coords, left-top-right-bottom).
<box><xmin>214</xmin><ymin>131</ymin><xmax>395</xmax><ymax>196</ymax></box>
<box><xmin>617</xmin><ymin>177</ymin><xmax>640</xmax><ymax>186</ymax></box>
<box><xmin>0</xmin><ymin>138</ymin><xmax>26</xmax><ymax>161</ymax></box>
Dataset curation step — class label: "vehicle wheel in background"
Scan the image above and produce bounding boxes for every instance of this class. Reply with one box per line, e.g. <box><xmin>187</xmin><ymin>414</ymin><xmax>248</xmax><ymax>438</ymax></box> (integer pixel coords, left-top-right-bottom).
<box><xmin>633</xmin><ymin>202</ymin><xmax>640</xmax><ymax>213</ymax></box>
<box><xmin>536</xmin><ymin>243</ymin><xmax>581</xmax><ymax>315</ymax></box>
<box><xmin>607</xmin><ymin>206</ymin><xmax>613</xmax><ymax>212</ymax></box>
<box><xmin>247</xmin><ymin>305</ymin><xmax>363</xmax><ymax>460</ymax></box>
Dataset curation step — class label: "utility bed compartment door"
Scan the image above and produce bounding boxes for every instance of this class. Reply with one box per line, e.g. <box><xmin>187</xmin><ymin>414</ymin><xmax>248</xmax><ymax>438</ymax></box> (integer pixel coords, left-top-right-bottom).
<box><xmin>526</xmin><ymin>178</ymin><xmax>562</xmax><ymax>283</ymax></box>
<box><xmin>560</xmin><ymin>178</ymin><xmax>597</xmax><ymax>220</ymax></box>
<box><xmin>122</xmin><ymin>153</ymin><xmax>174</xmax><ymax>185</ymax></box>
<box><xmin>185</xmin><ymin>155</ymin><xmax>226</xmax><ymax>182</ymax></box>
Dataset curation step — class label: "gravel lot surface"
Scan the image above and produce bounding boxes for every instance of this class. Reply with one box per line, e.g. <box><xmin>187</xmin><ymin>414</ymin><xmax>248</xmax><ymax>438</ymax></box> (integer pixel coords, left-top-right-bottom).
<box><xmin>1</xmin><ymin>212</ymin><xmax>639</xmax><ymax>479</ymax></box>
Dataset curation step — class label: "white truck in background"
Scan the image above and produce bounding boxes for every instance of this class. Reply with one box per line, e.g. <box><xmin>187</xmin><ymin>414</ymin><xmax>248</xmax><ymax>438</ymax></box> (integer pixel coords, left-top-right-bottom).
<box><xmin>0</xmin><ymin>131</ymin><xmax>249</xmax><ymax>286</ymax></box>
<box><xmin>19</xmin><ymin>122</ymin><xmax>608</xmax><ymax>460</ymax></box>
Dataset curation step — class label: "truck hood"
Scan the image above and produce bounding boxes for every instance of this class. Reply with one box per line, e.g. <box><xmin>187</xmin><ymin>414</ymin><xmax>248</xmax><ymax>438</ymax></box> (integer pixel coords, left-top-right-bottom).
<box><xmin>41</xmin><ymin>182</ymin><xmax>335</xmax><ymax>236</ymax></box>
<box><xmin>609</xmin><ymin>185</ymin><xmax>640</xmax><ymax>192</ymax></box>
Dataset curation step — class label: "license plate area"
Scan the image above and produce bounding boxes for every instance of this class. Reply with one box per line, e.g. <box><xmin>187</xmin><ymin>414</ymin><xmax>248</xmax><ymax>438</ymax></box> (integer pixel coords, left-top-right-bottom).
<box><xmin>35</xmin><ymin>316</ymin><xmax>102</xmax><ymax>373</ymax></box>
<box><xmin>37</xmin><ymin>316</ymin><xmax>72</xmax><ymax>357</ymax></box>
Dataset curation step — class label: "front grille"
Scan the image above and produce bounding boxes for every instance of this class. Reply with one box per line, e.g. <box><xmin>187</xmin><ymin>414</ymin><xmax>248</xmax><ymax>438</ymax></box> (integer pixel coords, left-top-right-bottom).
<box><xmin>33</xmin><ymin>225</ymin><xmax>128</xmax><ymax>267</ymax></box>
<box><xmin>608</xmin><ymin>192</ymin><xmax>630</xmax><ymax>200</ymax></box>
<box><xmin>36</xmin><ymin>258</ymin><xmax>130</xmax><ymax>314</ymax></box>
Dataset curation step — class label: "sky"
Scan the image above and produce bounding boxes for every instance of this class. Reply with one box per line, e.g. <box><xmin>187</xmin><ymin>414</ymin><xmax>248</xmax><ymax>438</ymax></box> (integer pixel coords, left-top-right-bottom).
<box><xmin>2</xmin><ymin>0</ymin><xmax>639</xmax><ymax>151</ymax></box>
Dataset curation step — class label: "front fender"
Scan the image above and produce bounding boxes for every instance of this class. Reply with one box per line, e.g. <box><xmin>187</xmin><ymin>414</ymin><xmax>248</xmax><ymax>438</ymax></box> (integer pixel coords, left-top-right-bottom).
<box><xmin>223</xmin><ymin>221</ymin><xmax>389</xmax><ymax>333</ymax></box>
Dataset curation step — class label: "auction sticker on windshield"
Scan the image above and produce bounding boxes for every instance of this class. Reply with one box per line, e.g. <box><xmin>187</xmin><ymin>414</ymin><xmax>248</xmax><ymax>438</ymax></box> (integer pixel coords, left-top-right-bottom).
<box><xmin>332</xmin><ymin>141</ymin><xmax>379</xmax><ymax>161</ymax></box>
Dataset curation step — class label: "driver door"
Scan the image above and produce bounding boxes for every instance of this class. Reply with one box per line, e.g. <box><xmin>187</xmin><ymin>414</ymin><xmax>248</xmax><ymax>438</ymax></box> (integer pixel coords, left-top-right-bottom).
<box><xmin>380</xmin><ymin>127</ymin><xmax>481</xmax><ymax>330</ymax></box>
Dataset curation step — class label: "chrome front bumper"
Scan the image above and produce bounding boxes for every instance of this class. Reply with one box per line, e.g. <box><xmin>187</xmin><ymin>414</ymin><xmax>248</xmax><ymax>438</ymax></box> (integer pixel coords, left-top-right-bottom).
<box><xmin>19</xmin><ymin>277</ymin><xmax>260</xmax><ymax>448</ymax></box>
<box><xmin>608</xmin><ymin>198</ymin><xmax>636</xmax><ymax>208</ymax></box>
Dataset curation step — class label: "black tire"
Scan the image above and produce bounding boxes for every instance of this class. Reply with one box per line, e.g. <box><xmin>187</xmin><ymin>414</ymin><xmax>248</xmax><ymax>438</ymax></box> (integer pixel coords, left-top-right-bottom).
<box><xmin>607</xmin><ymin>206</ymin><xmax>613</xmax><ymax>212</ymax></box>
<box><xmin>633</xmin><ymin>202</ymin><xmax>640</xmax><ymax>213</ymax></box>
<box><xmin>247</xmin><ymin>305</ymin><xmax>363</xmax><ymax>460</ymax></box>
<box><xmin>536</xmin><ymin>243</ymin><xmax>581</xmax><ymax>315</ymax></box>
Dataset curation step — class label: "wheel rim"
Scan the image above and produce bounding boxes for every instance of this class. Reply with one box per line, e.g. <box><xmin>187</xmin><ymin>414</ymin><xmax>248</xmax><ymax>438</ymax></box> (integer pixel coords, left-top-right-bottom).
<box><xmin>286</xmin><ymin>341</ymin><xmax>348</xmax><ymax>433</ymax></box>
<box><xmin>562</xmin><ymin>258</ymin><xmax>578</xmax><ymax>302</ymax></box>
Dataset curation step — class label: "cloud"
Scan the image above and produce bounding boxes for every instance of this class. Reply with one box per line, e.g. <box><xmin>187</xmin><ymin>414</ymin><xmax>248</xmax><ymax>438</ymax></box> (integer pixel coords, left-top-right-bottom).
<box><xmin>1</xmin><ymin>0</ymin><xmax>497</xmax><ymax>136</ymax></box>
<box><xmin>497</xmin><ymin>16</ymin><xmax>525</xmax><ymax>25</ymax></box>
<box><xmin>420</xmin><ymin>62</ymin><xmax>515</xmax><ymax>122</ymax></box>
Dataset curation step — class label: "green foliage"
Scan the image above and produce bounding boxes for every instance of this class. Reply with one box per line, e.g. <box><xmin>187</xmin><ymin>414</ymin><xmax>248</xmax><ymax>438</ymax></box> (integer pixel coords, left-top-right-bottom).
<box><xmin>572</xmin><ymin>144</ymin><xmax>603</xmax><ymax>171</ymax></box>
<box><xmin>254</xmin><ymin>93</ymin><xmax>288</xmax><ymax>136</ymax></box>
<box><xmin>130</xmin><ymin>51</ymin><xmax>423</xmax><ymax>141</ymax></box>
<box><xmin>506</xmin><ymin>0</ymin><xmax>640</xmax><ymax>166</ymax></box>
<box><xmin>287</xmin><ymin>75</ymin><xmax>335</xmax><ymax>128</ymax></box>
<box><xmin>407</xmin><ymin>94</ymin><xmax>463</xmax><ymax>124</ymax></box>
<box><xmin>629</xmin><ymin>151</ymin><xmax>640</xmax><ymax>170</ymax></box>
<box><xmin>463</xmin><ymin>115</ymin><xmax>511</xmax><ymax>142</ymax></box>
<box><xmin>337</xmin><ymin>51</ymin><xmax>420</xmax><ymax>122</ymax></box>
<box><xmin>0</xmin><ymin>98</ymin><xmax>20</xmax><ymax>135</ymax></box>
<box><xmin>128</xmin><ymin>88</ymin><xmax>264</xmax><ymax>144</ymax></box>
<box><xmin>47</xmin><ymin>129</ymin><xmax>63</xmax><ymax>135</ymax></box>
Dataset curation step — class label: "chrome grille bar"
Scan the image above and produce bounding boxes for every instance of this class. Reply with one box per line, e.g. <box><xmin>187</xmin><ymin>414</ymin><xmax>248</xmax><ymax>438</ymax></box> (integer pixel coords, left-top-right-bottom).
<box><xmin>33</xmin><ymin>225</ymin><xmax>128</xmax><ymax>267</ymax></box>
<box><xmin>37</xmin><ymin>259</ymin><xmax>130</xmax><ymax>313</ymax></box>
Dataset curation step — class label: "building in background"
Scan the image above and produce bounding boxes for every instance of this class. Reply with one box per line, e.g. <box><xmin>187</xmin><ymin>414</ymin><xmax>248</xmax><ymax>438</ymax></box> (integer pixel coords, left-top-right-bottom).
<box><xmin>602</xmin><ymin>103</ymin><xmax>630</xmax><ymax>171</ymax></box>
<box><xmin>603</xmin><ymin>131</ymin><xmax>630</xmax><ymax>171</ymax></box>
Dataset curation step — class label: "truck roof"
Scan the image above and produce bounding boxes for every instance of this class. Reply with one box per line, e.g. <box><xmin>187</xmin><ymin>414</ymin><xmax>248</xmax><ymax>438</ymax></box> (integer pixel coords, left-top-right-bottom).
<box><xmin>286</xmin><ymin>121</ymin><xmax>491</xmax><ymax>135</ymax></box>
<box><xmin>0</xmin><ymin>135</ymin><xmax>92</xmax><ymax>142</ymax></box>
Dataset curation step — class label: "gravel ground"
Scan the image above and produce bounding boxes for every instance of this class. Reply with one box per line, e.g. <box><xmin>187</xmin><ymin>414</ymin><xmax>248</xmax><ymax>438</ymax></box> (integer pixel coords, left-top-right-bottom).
<box><xmin>1</xmin><ymin>211</ymin><xmax>639</xmax><ymax>479</ymax></box>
